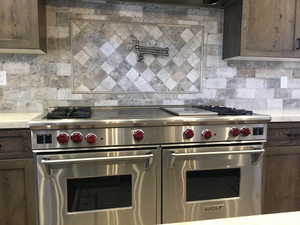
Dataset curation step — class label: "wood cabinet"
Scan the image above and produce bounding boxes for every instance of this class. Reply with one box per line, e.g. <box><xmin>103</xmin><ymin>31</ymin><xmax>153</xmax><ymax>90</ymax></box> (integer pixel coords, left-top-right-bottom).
<box><xmin>0</xmin><ymin>129</ymin><xmax>36</xmax><ymax>225</ymax></box>
<box><xmin>223</xmin><ymin>0</ymin><xmax>300</xmax><ymax>61</ymax></box>
<box><xmin>0</xmin><ymin>159</ymin><xmax>36</xmax><ymax>225</ymax></box>
<box><xmin>263</xmin><ymin>123</ymin><xmax>300</xmax><ymax>214</ymax></box>
<box><xmin>0</xmin><ymin>0</ymin><xmax>46</xmax><ymax>54</ymax></box>
<box><xmin>0</xmin><ymin>129</ymin><xmax>32</xmax><ymax>159</ymax></box>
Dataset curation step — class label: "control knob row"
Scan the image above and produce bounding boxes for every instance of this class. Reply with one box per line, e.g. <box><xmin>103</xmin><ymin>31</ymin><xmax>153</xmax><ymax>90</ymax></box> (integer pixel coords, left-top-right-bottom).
<box><xmin>230</xmin><ymin>127</ymin><xmax>251</xmax><ymax>137</ymax></box>
<box><xmin>56</xmin><ymin>132</ymin><xmax>97</xmax><ymax>144</ymax></box>
<box><xmin>57</xmin><ymin>130</ymin><xmax>146</xmax><ymax>144</ymax></box>
<box><xmin>183</xmin><ymin>129</ymin><xmax>213</xmax><ymax>140</ymax></box>
<box><xmin>183</xmin><ymin>127</ymin><xmax>252</xmax><ymax>140</ymax></box>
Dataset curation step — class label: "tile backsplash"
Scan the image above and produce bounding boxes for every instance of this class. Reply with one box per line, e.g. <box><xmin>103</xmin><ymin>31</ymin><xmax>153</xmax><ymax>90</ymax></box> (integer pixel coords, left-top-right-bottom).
<box><xmin>1</xmin><ymin>0</ymin><xmax>300</xmax><ymax>112</ymax></box>
<box><xmin>72</xmin><ymin>19</ymin><xmax>204</xmax><ymax>93</ymax></box>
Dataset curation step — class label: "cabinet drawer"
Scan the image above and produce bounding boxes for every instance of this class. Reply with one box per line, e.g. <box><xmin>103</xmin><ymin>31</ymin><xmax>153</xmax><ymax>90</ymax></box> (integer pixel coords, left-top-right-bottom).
<box><xmin>0</xmin><ymin>129</ymin><xmax>32</xmax><ymax>159</ymax></box>
<box><xmin>267</xmin><ymin>123</ymin><xmax>300</xmax><ymax>147</ymax></box>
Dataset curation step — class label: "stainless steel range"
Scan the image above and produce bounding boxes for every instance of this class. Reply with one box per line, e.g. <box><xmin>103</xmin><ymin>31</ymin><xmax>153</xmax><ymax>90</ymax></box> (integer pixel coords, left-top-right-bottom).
<box><xmin>29</xmin><ymin>106</ymin><xmax>271</xmax><ymax>225</ymax></box>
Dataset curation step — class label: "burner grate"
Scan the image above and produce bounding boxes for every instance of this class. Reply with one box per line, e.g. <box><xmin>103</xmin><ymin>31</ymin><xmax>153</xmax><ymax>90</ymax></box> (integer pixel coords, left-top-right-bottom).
<box><xmin>196</xmin><ymin>105</ymin><xmax>253</xmax><ymax>116</ymax></box>
<box><xmin>46</xmin><ymin>107</ymin><xmax>92</xmax><ymax>119</ymax></box>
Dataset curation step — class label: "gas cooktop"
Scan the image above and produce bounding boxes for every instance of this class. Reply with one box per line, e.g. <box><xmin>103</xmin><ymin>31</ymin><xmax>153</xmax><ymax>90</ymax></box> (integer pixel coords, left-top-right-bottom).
<box><xmin>30</xmin><ymin>105</ymin><xmax>270</xmax><ymax>130</ymax></box>
<box><xmin>45</xmin><ymin>105</ymin><xmax>253</xmax><ymax>119</ymax></box>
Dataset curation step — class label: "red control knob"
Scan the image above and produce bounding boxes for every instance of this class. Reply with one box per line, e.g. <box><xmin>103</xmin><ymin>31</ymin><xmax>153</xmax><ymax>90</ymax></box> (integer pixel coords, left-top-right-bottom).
<box><xmin>86</xmin><ymin>133</ymin><xmax>97</xmax><ymax>144</ymax></box>
<box><xmin>56</xmin><ymin>133</ymin><xmax>69</xmax><ymax>144</ymax></box>
<box><xmin>230</xmin><ymin>128</ymin><xmax>240</xmax><ymax>137</ymax></box>
<box><xmin>71</xmin><ymin>132</ymin><xmax>83</xmax><ymax>143</ymax></box>
<box><xmin>202</xmin><ymin>129</ymin><xmax>213</xmax><ymax>140</ymax></box>
<box><xmin>240</xmin><ymin>128</ymin><xmax>251</xmax><ymax>137</ymax></box>
<box><xmin>183</xmin><ymin>129</ymin><xmax>194</xmax><ymax>139</ymax></box>
<box><xmin>133</xmin><ymin>129</ymin><xmax>144</xmax><ymax>142</ymax></box>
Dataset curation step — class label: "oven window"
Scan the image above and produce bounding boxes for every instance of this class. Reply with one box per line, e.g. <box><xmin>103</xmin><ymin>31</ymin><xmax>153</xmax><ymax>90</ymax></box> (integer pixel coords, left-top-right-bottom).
<box><xmin>186</xmin><ymin>168</ymin><xmax>240</xmax><ymax>202</ymax></box>
<box><xmin>67</xmin><ymin>175</ymin><xmax>132</xmax><ymax>212</ymax></box>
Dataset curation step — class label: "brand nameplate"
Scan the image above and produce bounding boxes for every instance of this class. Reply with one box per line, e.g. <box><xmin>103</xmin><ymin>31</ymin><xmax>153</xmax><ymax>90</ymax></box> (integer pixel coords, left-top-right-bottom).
<box><xmin>204</xmin><ymin>204</ymin><xmax>225</xmax><ymax>212</ymax></box>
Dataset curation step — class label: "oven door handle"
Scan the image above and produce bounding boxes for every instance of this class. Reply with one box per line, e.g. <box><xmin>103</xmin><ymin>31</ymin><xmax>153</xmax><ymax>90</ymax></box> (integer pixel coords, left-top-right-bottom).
<box><xmin>41</xmin><ymin>153</ymin><xmax>154</xmax><ymax>169</ymax></box>
<box><xmin>169</xmin><ymin>149</ymin><xmax>264</xmax><ymax>168</ymax></box>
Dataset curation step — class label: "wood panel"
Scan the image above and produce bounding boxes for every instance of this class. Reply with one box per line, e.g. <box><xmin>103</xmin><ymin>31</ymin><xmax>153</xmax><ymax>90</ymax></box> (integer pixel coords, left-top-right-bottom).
<box><xmin>263</xmin><ymin>122</ymin><xmax>300</xmax><ymax>213</ymax></box>
<box><xmin>267</xmin><ymin>127</ymin><xmax>300</xmax><ymax>147</ymax></box>
<box><xmin>242</xmin><ymin>0</ymin><xmax>297</xmax><ymax>57</ymax></box>
<box><xmin>263</xmin><ymin>151</ymin><xmax>300</xmax><ymax>213</ymax></box>
<box><xmin>222</xmin><ymin>0</ymin><xmax>242</xmax><ymax>59</ymax></box>
<box><xmin>223</xmin><ymin>0</ymin><xmax>300</xmax><ymax>60</ymax></box>
<box><xmin>0</xmin><ymin>0</ymin><xmax>46</xmax><ymax>53</ymax></box>
<box><xmin>266</xmin><ymin>123</ymin><xmax>300</xmax><ymax>147</ymax></box>
<box><xmin>0</xmin><ymin>130</ymin><xmax>32</xmax><ymax>159</ymax></box>
<box><xmin>0</xmin><ymin>159</ymin><xmax>36</xmax><ymax>225</ymax></box>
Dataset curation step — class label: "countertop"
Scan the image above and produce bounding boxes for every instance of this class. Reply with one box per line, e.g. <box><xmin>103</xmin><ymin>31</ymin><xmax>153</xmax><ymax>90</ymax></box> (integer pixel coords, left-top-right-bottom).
<box><xmin>164</xmin><ymin>211</ymin><xmax>300</xmax><ymax>225</ymax></box>
<box><xmin>0</xmin><ymin>113</ymin><xmax>41</xmax><ymax>129</ymax></box>
<box><xmin>255</xmin><ymin>110</ymin><xmax>300</xmax><ymax>122</ymax></box>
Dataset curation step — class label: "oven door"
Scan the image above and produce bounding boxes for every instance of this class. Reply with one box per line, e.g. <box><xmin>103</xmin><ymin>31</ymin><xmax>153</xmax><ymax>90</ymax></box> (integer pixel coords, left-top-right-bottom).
<box><xmin>162</xmin><ymin>144</ymin><xmax>264</xmax><ymax>223</ymax></box>
<box><xmin>36</xmin><ymin>147</ymin><xmax>159</xmax><ymax>225</ymax></box>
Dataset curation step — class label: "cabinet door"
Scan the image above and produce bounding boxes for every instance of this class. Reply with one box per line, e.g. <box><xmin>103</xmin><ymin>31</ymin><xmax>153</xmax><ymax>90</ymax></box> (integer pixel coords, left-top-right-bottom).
<box><xmin>241</xmin><ymin>0</ymin><xmax>300</xmax><ymax>58</ymax></box>
<box><xmin>0</xmin><ymin>159</ymin><xmax>36</xmax><ymax>225</ymax></box>
<box><xmin>0</xmin><ymin>0</ymin><xmax>43</xmax><ymax>51</ymax></box>
<box><xmin>263</xmin><ymin>150</ymin><xmax>300</xmax><ymax>213</ymax></box>
<box><xmin>0</xmin><ymin>129</ymin><xmax>32</xmax><ymax>160</ymax></box>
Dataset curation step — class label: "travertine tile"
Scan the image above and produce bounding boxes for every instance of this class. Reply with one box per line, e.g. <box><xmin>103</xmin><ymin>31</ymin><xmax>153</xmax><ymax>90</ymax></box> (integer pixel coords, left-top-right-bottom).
<box><xmin>119</xmin><ymin>4</ymin><xmax>143</xmax><ymax>18</ymax></box>
<box><xmin>246</xmin><ymin>78</ymin><xmax>265</xmax><ymax>89</ymax></box>
<box><xmin>267</xmin><ymin>99</ymin><xmax>283</xmax><ymax>110</ymax></box>
<box><xmin>205</xmin><ymin>78</ymin><xmax>227</xmax><ymax>89</ymax></box>
<box><xmin>0</xmin><ymin>71</ymin><xmax>7</xmax><ymax>86</ymax></box>
<box><xmin>216</xmin><ymin>67</ymin><xmax>237</xmax><ymax>78</ymax></box>
<box><xmin>57</xmin><ymin>63</ymin><xmax>72</xmax><ymax>76</ymax></box>
<box><xmin>0</xmin><ymin>1</ymin><xmax>299</xmax><ymax>112</ymax></box>
<box><xmin>236</xmin><ymin>89</ymin><xmax>256</xmax><ymax>99</ymax></box>
<box><xmin>3</xmin><ymin>63</ymin><xmax>30</xmax><ymax>74</ymax></box>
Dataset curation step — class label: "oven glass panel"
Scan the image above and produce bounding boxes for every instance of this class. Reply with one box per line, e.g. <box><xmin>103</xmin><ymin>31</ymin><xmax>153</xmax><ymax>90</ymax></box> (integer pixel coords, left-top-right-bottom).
<box><xmin>186</xmin><ymin>168</ymin><xmax>240</xmax><ymax>201</ymax></box>
<box><xmin>67</xmin><ymin>175</ymin><xmax>132</xmax><ymax>212</ymax></box>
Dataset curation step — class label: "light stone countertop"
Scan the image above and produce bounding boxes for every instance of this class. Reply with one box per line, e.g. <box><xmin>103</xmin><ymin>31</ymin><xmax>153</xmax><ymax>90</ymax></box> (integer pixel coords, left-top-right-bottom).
<box><xmin>164</xmin><ymin>211</ymin><xmax>300</xmax><ymax>225</ymax></box>
<box><xmin>255</xmin><ymin>110</ymin><xmax>300</xmax><ymax>122</ymax></box>
<box><xmin>0</xmin><ymin>113</ymin><xmax>41</xmax><ymax>129</ymax></box>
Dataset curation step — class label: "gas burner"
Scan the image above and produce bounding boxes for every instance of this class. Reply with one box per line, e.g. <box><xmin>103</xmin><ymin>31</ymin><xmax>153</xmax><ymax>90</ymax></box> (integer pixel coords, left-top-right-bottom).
<box><xmin>196</xmin><ymin>105</ymin><xmax>253</xmax><ymax>116</ymax></box>
<box><xmin>46</xmin><ymin>107</ymin><xmax>92</xmax><ymax>119</ymax></box>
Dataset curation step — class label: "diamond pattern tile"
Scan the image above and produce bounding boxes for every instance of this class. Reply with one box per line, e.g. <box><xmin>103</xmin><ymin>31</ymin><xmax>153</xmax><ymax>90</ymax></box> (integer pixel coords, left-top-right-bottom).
<box><xmin>72</xmin><ymin>20</ymin><xmax>204</xmax><ymax>93</ymax></box>
<box><xmin>101</xmin><ymin>62</ymin><xmax>114</xmax><ymax>74</ymax></box>
<box><xmin>100</xmin><ymin>42</ymin><xmax>115</xmax><ymax>57</ymax></box>
<box><xmin>181</xmin><ymin>29</ymin><xmax>194</xmax><ymax>43</ymax></box>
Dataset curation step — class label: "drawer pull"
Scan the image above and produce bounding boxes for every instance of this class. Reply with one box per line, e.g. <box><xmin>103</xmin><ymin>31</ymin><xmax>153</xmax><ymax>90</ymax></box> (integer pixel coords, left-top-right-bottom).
<box><xmin>0</xmin><ymin>144</ymin><xmax>2</xmax><ymax>148</ymax></box>
<box><xmin>286</xmin><ymin>133</ymin><xmax>300</xmax><ymax>137</ymax></box>
<box><xmin>296</xmin><ymin>38</ymin><xmax>300</xmax><ymax>50</ymax></box>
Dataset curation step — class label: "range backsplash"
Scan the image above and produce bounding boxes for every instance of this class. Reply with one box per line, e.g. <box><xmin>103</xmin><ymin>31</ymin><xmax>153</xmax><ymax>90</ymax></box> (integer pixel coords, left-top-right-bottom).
<box><xmin>71</xmin><ymin>19</ymin><xmax>205</xmax><ymax>93</ymax></box>
<box><xmin>0</xmin><ymin>0</ymin><xmax>300</xmax><ymax>112</ymax></box>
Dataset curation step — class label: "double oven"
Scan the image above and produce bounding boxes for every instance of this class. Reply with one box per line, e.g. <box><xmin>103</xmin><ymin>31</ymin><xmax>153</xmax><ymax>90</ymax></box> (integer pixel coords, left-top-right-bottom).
<box><xmin>162</xmin><ymin>144</ymin><xmax>263</xmax><ymax>223</ymax></box>
<box><xmin>32</xmin><ymin>124</ymin><xmax>266</xmax><ymax>225</ymax></box>
<box><xmin>36</xmin><ymin>146</ymin><xmax>160</xmax><ymax>225</ymax></box>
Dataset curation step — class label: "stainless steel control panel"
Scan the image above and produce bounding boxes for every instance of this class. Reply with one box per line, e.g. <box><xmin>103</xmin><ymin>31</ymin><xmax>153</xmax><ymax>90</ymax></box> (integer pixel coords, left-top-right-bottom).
<box><xmin>31</xmin><ymin>124</ymin><xmax>267</xmax><ymax>151</ymax></box>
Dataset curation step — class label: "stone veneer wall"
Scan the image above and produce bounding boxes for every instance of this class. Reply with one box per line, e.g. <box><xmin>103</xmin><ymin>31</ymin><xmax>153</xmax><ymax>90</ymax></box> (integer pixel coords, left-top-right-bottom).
<box><xmin>0</xmin><ymin>0</ymin><xmax>300</xmax><ymax>112</ymax></box>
